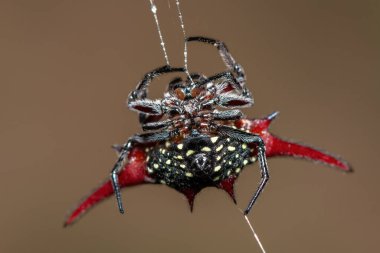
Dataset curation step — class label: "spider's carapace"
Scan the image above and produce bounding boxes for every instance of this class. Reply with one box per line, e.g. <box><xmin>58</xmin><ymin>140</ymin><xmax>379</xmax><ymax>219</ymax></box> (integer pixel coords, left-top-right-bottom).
<box><xmin>64</xmin><ymin>37</ymin><xmax>351</xmax><ymax>227</ymax></box>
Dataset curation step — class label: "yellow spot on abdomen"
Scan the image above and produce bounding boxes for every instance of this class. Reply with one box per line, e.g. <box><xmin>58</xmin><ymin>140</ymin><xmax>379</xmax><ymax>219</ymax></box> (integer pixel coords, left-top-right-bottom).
<box><xmin>228</xmin><ymin>146</ymin><xmax>236</xmax><ymax>151</ymax></box>
<box><xmin>211</xmin><ymin>136</ymin><xmax>218</xmax><ymax>143</ymax></box>
<box><xmin>201</xmin><ymin>146</ymin><xmax>211</xmax><ymax>152</ymax></box>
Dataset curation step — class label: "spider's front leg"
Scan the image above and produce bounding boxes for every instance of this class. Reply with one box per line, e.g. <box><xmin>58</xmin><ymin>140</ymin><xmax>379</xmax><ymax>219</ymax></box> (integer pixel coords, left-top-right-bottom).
<box><xmin>133</xmin><ymin>65</ymin><xmax>185</xmax><ymax>99</ymax></box>
<box><xmin>186</xmin><ymin>36</ymin><xmax>246</xmax><ymax>87</ymax></box>
<box><xmin>111</xmin><ymin>130</ymin><xmax>179</xmax><ymax>214</ymax></box>
<box><xmin>128</xmin><ymin>65</ymin><xmax>185</xmax><ymax>124</ymax></box>
<box><xmin>216</xmin><ymin>125</ymin><xmax>269</xmax><ymax>215</ymax></box>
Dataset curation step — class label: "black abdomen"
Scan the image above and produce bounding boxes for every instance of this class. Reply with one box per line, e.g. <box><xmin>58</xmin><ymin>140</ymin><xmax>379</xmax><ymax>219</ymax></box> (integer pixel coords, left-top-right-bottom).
<box><xmin>146</xmin><ymin>132</ymin><xmax>253</xmax><ymax>192</ymax></box>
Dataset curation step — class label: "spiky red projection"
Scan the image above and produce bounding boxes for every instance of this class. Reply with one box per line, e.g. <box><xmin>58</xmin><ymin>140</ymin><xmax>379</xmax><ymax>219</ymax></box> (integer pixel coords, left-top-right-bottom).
<box><xmin>64</xmin><ymin>112</ymin><xmax>351</xmax><ymax>226</ymax></box>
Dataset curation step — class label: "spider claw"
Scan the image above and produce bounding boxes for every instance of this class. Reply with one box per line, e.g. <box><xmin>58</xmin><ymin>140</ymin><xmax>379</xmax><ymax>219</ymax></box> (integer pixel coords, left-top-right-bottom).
<box><xmin>117</xmin><ymin>197</ymin><xmax>125</xmax><ymax>214</ymax></box>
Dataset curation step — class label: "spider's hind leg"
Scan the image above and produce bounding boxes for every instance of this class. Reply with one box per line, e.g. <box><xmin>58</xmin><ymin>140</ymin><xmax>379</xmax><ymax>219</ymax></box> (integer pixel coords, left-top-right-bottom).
<box><xmin>110</xmin><ymin>141</ymin><xmax>131</xmax><ymax>214</ymax></box>
<box><xmin>216</xmin><ymin>125</ymin><xmax>269</xmax><ymax>215</ymax></box>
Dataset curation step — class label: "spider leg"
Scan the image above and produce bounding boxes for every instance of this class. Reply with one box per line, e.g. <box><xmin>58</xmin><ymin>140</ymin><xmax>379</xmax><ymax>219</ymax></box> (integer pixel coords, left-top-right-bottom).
<box><xmin>111</xmin><ymin>130</ymin><xmax>179</xmax><ymax>213</ymax></box>
<box><xmin>132</xmin><ymin>65</ymin><xmax>185</xmax><ymax>99</ymax></box>
<box><xmin>110</xmin><ymin>142</ymin><xmax>130</xmax><ymax>214</ymax></box>
<box><xmin>212</xmin><ymin>109</ymin><xmax>243</xmax><ymax>121</ymax></box>
<box><xmin>128</xmin><ymin>65</ymin><xmax>185</xmax><ymax>124</ymax></box>
<box><xmin>216</xmin><ymin>125</ymin><xmax>269</xmax><ymax>215</ymax></box>
<box><xmin>139</xmin><ymin>114</ymin><xmax>164</xmax><ymax>125</ymax></box>
<box><xmin>200</xmin><ymin>71</ymin><xmax>239</xmax><ymax>90</ymax></box>
<box><xmin>129</xmin><ymin>98</ymin><xmax>163</xmax><ymax>115</ymax></box>
<box><xmin>200</xmin><ymin>72</ymin><xmax>253</xmax><ymax>108</ymax></box>
<box><xmin>186</xmin><ymin>36</ymin><xmax>246</xmax><ymax>87</ymax></box>
<box><xmin>142</xmin><ymin>119</ymin><xmax>172</xmax><ymax>131</ymax></box>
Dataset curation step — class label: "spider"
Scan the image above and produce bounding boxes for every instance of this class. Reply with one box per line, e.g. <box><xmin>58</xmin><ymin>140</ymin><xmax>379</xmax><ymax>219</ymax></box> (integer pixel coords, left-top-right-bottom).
<box><xmin>64</xmin><ymin>36</ymin><xmax>352</xmax><ymax>226</ymax></box>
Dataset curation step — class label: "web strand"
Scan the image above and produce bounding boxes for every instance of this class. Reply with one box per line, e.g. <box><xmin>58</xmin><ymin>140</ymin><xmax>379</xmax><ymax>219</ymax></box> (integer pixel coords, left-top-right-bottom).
<box><xmin>244</xmin><ymin>215</ymin><xmax>267</xmax><ymax>253</ymax></box>
<box><xmin>149</xmin><ymin>0</ymin><xmax>170</xmax><ymax>65</ymax></box>
<box><xmin>175</xmin><ymin>0</ymin><xmax>194</xmax><ymax>84</ymax></box>
<box><xmin>238</xmin><ymin>208</ymin><xmax>267</xmax><ymax>253</ymax></box>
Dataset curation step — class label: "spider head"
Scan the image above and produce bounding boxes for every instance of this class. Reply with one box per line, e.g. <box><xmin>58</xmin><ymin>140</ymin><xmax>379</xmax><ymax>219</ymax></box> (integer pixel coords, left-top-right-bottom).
<box><xmin>168</xmin><ymin>74</ymin><xmax>206</xmax><ymax>101</ymax></box>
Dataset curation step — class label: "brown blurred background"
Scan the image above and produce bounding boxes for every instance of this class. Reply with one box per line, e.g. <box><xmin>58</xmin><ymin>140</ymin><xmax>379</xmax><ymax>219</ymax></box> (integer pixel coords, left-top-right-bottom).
<box><xmin>0</xmin><ymin>0</ymin><xmax>379</xmax><ymax>252</ymax></box>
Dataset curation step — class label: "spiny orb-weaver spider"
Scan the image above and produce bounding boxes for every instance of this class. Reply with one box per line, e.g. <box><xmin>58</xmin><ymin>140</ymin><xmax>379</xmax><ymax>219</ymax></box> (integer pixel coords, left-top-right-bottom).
<box><xmin>64</xmin><ymin>36</ymin><xmax>351</xmax><ymax>226</ymax></box>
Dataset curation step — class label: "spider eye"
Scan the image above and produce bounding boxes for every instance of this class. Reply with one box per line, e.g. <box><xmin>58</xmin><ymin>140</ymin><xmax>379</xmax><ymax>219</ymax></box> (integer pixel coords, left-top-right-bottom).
<box><xmin>174</xmin><ymin>88</ymin><xmax>186</xmax><ymax>100</ymax></box>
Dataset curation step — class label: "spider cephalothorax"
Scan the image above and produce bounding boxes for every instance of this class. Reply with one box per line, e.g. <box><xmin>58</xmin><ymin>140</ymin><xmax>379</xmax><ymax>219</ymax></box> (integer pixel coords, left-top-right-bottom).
<box><xmin>64</xmin><ymin>37</ymin><xmax>351</xmax><ymax>226</ymax></box>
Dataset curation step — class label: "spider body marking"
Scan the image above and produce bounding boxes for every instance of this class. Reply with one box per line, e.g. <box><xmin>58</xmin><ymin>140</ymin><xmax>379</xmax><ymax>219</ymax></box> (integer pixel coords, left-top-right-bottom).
<box><xmin>146</xmin><ymin>131</ymin><xmax>253</xmax><ymax>201</ymax></box>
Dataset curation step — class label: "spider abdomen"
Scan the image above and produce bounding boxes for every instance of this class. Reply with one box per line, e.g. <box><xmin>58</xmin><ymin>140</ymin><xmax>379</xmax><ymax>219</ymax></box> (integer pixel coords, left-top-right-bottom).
<box><xmin>146</xmin><ymin>131</ymin><xmax>253</xmax><ymax>192</ymax></box>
